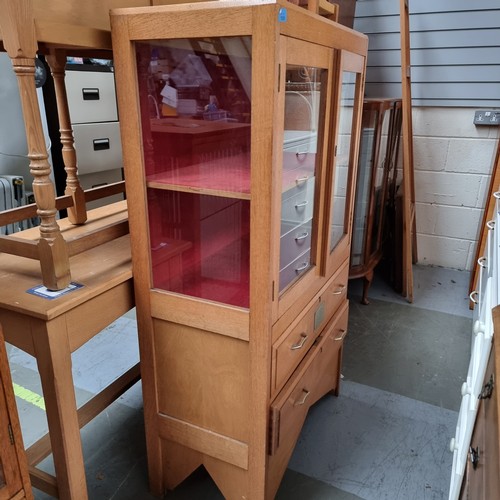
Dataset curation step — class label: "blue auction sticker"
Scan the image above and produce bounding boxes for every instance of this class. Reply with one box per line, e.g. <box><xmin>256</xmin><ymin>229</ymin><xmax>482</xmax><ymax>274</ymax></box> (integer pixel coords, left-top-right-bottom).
<box><xmin>26</xmin><ymin>282</ymin><xmax>84</xmax><ymax>300</ymax></box>
<box><xmin>278</xmin><ymin>7</ymin><xmax>287</xmax><ymax>22</ymax></box>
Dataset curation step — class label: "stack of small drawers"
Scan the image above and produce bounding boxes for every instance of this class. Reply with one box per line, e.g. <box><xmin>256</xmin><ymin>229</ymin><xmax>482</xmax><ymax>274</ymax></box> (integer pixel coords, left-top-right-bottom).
<box><xmin>448</xmin><ymin>191</ymin><xmax>500</xmax><ymax>499</ymax></box>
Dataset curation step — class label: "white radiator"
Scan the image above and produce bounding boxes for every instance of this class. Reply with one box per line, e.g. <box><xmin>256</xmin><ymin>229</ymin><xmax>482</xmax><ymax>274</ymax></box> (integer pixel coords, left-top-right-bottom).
<box><xmin>0</xmin><ymin>175</ymin><xmax>26</xmax><ymax>234</ymax></box>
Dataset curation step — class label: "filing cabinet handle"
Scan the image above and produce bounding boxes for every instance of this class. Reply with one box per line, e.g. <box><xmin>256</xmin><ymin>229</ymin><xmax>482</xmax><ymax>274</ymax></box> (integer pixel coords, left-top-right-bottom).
<box><xmin>295</xmin><ymin>175</ymin><xmax>309</xmax><ymax>185</ymax></box>
<box><xmin>82</xmin><ymin>88</ymin><xmax>100</xmax><ymax>100</ymax></box>
<box><xmin>295</xmin><ymin>232</ymin><xmax>309</xmax><ymax>242</ymax></box>
<box><xmin>470</xmin><ymin>446</ymin><xmax>480</xmax><ymax>470</ymax></box>
<box><xmin>93</xmin><ymin>138</ymin><xmax>110</xmax><ymax>151</ymax></box>
<box><xmin>486</xmin><ymin>220</ymin><xmax>495</xmax><ymax>230</ymax></box>
<box><xmin>479</xmin><ymin>374</ymin><xmax>494</xmax><ymax>399</ymax></box>
<box><xmin>469</xmin><ymin>291</ymin><xmax>479</xmax><ymax>304</ymax></box>
<box><xmin>334</xmin><ymin>329</ymin><xmax>347</xmax><ymax>341</ymax></box>
<box><xmin>478</xmin><ymin>256</ymin><xmax>487</xmax><ymax>268</ymax></box>
<box><xmin>291</xmin><ymin>333</ymin><xmax>308</xmax><ymax>350</ymax></box>
<box><xmin>295</xmin><ymin>200</ymin><xmax>309</xmax><ymax>209</ymax></box>
<box><xmin>294</xmin><ymin>389</ymin><xmax>310</xmax><ymax>406</ymax></box>
<box><xmin>295</xmin><ymin>262</ymin><xmax>309</xmax><ymax>273</ymax></box>
<box><xmin>331</xmin><ymin>285</ymin><xmax>346</xmax><ymax>295</ymax></box>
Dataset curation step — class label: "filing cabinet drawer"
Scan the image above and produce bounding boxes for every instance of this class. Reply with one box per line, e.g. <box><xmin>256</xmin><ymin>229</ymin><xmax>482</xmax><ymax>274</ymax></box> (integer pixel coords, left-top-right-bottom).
<box><xmin>280</xmin><ymin>219</ymin><xmax>312</xmax><ymax>270</ymax></box>
<box><xmin>66</xmin><ymin>70</ymin><xmax>118</xmax><ymax>124</ymax></box>
<box><xmin>73</xmin><ymin>122</ymin><xmax>123</xmax><ymax>175</ymax></box>
<box><xmin>269</xmin><ymin>301</ymin><xmax>349</xmax><ymax>456</ymax></box>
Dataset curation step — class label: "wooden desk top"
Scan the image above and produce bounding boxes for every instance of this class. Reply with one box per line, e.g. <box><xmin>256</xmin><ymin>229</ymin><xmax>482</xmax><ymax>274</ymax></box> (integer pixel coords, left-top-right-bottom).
<box><xmin>0</xmin><ymin>201</ymin><xmax>132</xmax><ymax>321</ymax></box>
<box><xmin>0</xmin><ymin>0</ymin><xmax>150</xmax><ymax>51</ymax></box>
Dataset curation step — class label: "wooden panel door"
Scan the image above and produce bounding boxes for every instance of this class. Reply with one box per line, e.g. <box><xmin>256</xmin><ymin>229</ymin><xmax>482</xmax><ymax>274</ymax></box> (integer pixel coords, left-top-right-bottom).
<box><xmin>0</xmin><ymin>327</ymin><xmax>32</xmax><ymax>500</ymax></box>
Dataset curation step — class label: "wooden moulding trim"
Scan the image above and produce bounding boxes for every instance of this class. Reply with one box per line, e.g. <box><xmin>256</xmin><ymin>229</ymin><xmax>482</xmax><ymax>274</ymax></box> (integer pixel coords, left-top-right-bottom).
<box><xmin>280</xmin><ymin>3</ymin><xmax>368</xmax><ymax>55</ymax></box>
<box><xmin>157</xmin><ymin>413</ymin><xmax>249</xmax><ymax>470</ymax></box>
<box><xmin>10</xmin><ymin>490</ymin><xmax>28</xmax><ymax>500</ymax></box>
<box><xmin>150</xmin><ymin>291</ymin><xmax>250</xmax><ymax>341</ymax></box>
<box><xmin>122</xmin><ymin>5</ymin><xmax>253</xmax><ymax>41</ymax></box>
<box><xmin>29</xmin><ymin>466</ymin><xmax>58</xmax><ymax>498</ymax></box>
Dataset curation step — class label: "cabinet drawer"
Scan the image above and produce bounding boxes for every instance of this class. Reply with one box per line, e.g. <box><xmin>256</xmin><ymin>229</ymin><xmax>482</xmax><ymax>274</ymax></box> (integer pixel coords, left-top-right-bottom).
<box><xmin>282</xmin><ymin>152</ymin><xmax>316</xmax><ymax>192</ymax></box>
<box><xmin>269</xmin><ymin>302</ymin><xmax>349</xmax><ymax>456</ymax></box>
<box><xmin>73</xmin><ymin>122</ymin><xmax>123</xmax><ymax>175</ymax></box>
<box><xmin>279</xmin><ymin>249</ymin><xmax>311</xmax><ymax>291</ymax></box>
<box><xmin>66</xmin><ymin>70</ymin><xmax>118</xmax><ymax>124</ymax></box>
<box><xmin>281</xmin><ymin>177</ymin><xmax>315</xmax><ymax>224</ymax></box>
<box><xmin>320</xmin><ymin>260</ymin><xmax>349</xmax><ymax>329</ymax></box>
<box><xmin>280</xmin><ymin>219</ymin><xmax>313</xmax><ymax>270</ymax></box>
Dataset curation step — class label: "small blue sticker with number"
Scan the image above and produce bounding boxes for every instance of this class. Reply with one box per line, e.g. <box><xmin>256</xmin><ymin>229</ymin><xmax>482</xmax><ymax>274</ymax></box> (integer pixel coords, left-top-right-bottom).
<box><xmin>278</xmin><ymin>7</ymin><xmax>287</xmax><ymax>22</ymax></box>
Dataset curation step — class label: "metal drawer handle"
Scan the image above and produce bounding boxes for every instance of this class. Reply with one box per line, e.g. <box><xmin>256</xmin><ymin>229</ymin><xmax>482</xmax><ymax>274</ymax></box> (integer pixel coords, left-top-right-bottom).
<box><xmin>82</xmin><ymin>87</ymin><xmax>100</xmax><ymax>100</ymax></box>
<box><xmin>331</xmin><ymin>285</ymin><xmax>346</xmax><ymax>295</ymax></box>
<box><xmin>334</xmin><ymin>329</ymin><xmax>347</xmax><ymax>341</ymax></box>
<box><xmin>479</xmin><ymin>374</ymin><xmax>494</xmax><ymax>399</ymax></box>
<box><xmin>295</xmin><ymin>262</ymin><xmax>309</xmax><ymax>273</ymax></box>
<box><xmin>291</xmin><ymin>333</ymin><xmax>308</xmax><ymax>350</ymax></box>
<box><xmin>295</xmin><ymin>232</ymin><xmax>309</xmax><ymax>242</ymax></box>
<box><xmin>295</xmin><ymin>175</ymin><xmax>309</xmax><ymax>185</ymax></box>
<box><xmin>494</xmin><ymin>191</ymin><xmax>500</xmax><ymax>199</ymax></box>
<box><xmin>486</xmin><ymin>220</ymin><xmax>495</xmax><ymax>230</ymax></box>
<box><xmin>93</xmin><ymin>138</ymin><xmax>110</xmax><ymax>151</ymax></box>
<box><xmin>478</xmin><ymin>256</ymin><xmax>487</xmax><ymax>268</ymax></box>
<box><xmin>294</xmin><ymin>389</ymin><xmax>310</xmax><ymax>406</ymax></box>
<box><xmin>296</xmin><ymin>151</ymin><xmax>308</xmax><ymax>158</ymax></box>
<box><xmin>295</xmin><ymin>200</ymin><xmax>309</xmax><ymax>209</ymax></box>
<box><xmin>469</xmin><ymin>291</ymin><xmax>479</xmax><ymax>304</ymax></box>
<box><xmin>470</xmin><ymin>446</ymin><xmax>480</xmax><ymax>470</ymax></box>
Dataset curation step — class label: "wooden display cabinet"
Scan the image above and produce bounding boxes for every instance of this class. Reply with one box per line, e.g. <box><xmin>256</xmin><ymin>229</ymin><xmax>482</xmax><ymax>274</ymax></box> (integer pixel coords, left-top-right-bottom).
<box><xmin>111</xmin><ymin>1</ymin><xmax>367</xmax><ymax>498</ymax></box>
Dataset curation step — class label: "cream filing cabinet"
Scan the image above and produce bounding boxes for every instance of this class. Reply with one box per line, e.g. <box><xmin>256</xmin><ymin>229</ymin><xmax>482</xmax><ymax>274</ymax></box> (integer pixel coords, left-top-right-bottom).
<box><xmin>65</xmin><ymin>65</ymin><xmax>125</xmax><ymax>208</ymax></box>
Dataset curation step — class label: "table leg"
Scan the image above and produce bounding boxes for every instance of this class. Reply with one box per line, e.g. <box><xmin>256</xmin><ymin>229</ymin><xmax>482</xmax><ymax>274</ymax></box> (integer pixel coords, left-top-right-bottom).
<box><xmin>31</xmin><ymin>316</ymin><xmax>88</xmax><ymax>500</ymax></box>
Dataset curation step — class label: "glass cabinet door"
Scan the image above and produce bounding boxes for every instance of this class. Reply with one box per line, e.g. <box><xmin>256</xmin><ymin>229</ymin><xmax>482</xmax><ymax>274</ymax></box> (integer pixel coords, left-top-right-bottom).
<box><xmin>135</xmin><ymin>37</ymin><xmax>252</xmax><ymax>308</ymax></box>
<box><xmin>325</xmin><ymin>51</ymin><xmax>365</xmax><ymax>275</ymax></box>
<box><xmin>278</xmin><ymin>39</ymin><xmax>331</xmax><ymax>296</ymax></box>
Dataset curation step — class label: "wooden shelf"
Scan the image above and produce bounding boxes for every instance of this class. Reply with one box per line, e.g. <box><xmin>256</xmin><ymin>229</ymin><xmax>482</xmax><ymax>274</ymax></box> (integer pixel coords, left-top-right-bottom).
<box><xmin>146</xmin><ymin>153</ymin><xmax>251</xmax><ymax>200</ymax></box>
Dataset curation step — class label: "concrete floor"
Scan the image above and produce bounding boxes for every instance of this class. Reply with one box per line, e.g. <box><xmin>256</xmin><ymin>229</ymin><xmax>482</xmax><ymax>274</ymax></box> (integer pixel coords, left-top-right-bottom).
<box><xmin>6</xmin><ymin>263</ymin><xmax>472</xmax><ymax>499</ymax></box>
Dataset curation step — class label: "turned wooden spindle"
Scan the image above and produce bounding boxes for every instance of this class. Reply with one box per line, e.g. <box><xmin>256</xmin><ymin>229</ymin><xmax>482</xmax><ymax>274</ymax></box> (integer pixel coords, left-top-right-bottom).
<box><xmin>46</xmin><ymin>49</ymin><xmax>87</xmax><ymax>225</ymax></box>
<box><xmin>0</xmin><ymin>0</ymin><xmax>71</xmax><ymax>290</ymax></box>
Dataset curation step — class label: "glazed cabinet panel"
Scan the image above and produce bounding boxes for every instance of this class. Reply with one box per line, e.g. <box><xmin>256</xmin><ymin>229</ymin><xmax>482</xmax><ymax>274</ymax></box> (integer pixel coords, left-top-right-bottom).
<box><xmin>111</xmin><ymin>1</ymin><xmax>367</xmax><ymax>498</ymax></box>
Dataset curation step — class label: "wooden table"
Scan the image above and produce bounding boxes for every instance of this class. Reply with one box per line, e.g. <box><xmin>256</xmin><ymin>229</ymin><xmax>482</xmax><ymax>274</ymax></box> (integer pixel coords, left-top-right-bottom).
<box><xmin>0</xmin><ymin>201</ymin><xmax>138</xmax><ymax>499</ymax></box>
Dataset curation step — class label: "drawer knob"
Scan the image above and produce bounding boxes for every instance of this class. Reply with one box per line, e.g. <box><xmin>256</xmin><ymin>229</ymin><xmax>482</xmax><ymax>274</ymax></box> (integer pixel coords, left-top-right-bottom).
<box><xmin>470</xmin><ymin>446</ymin><xmax>480</xmax><ymax>470</ymax></box>
<box><xmin>294</xmin><ymin>389</ymin><xmax>310</xmax><ymax>406</ymax></box>
<box><xmin>295</xmin><ymin>232</ymin><xmax>309</xmax><ymax>242</ymax></box>
<box><xmin>331</xmin><ymin>285</ymin><xmax>346</xmax><ymax>295</ymax></box>
<box><xmin>291</xmin><ymin>333</ymin><xmax>308</xmax><ymax>350</ymax></box>
<box><xmin>469</xmin><ymin>291</ymin><xmax>479</xmax><ymax>305</ymax></box>
<box><xmin>479</xmin><ymin>374</ymin><xmax>494</xmax><ymax>400</ymax></box>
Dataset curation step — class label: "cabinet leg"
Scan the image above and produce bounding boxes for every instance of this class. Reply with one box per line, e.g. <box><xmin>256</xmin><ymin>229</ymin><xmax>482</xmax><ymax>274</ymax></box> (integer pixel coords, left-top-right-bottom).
<box><xmin>361</xmin><ymin>270</ymin><xmax>374</xmax><ymax>305</ymax></box>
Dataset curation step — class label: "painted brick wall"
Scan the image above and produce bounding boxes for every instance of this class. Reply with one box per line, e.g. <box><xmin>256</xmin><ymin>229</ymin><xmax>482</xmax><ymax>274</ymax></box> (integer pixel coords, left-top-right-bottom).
<box><xmin>412</xmin><ymin>108</ymin><xmax>499</xmax><ymax>270</ymax></box>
